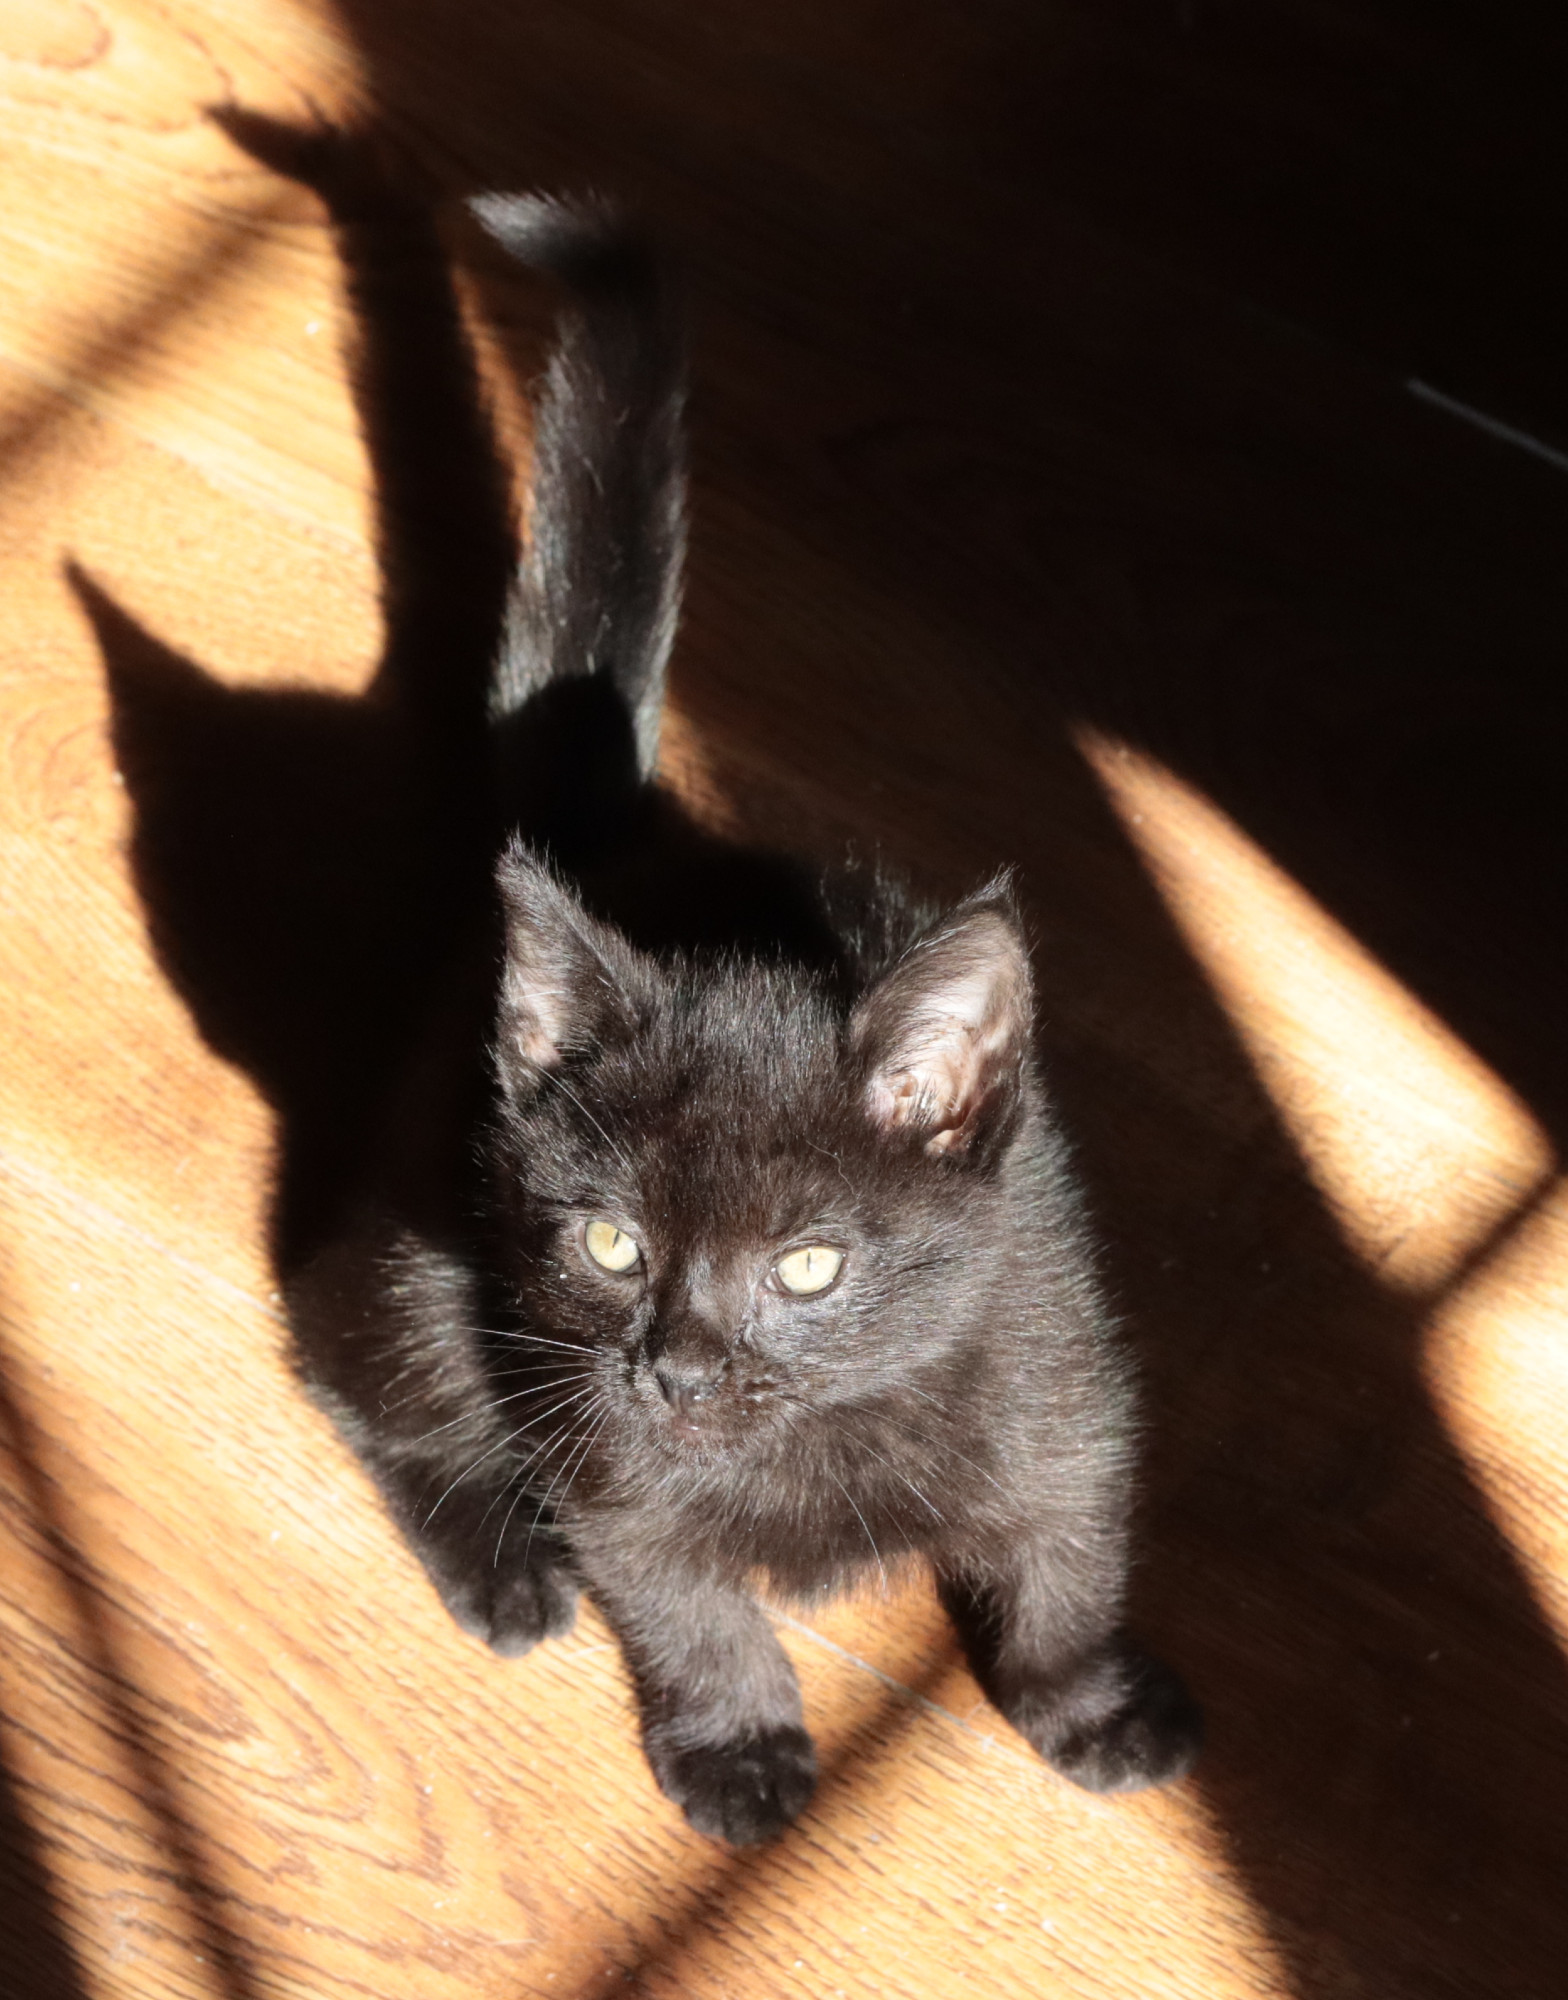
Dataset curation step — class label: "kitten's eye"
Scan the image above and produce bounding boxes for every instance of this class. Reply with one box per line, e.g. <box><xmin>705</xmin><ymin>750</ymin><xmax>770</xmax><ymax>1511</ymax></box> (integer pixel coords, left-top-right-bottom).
<box><xmin>773</xmin><ymin>1245</ymin><xmax>844</xmax><ymax>1296</ymax></box>
<box><xmin>584</xmin><ymin>1219</ymin><xmax>641</xmax><ymax>1273</ymax></box>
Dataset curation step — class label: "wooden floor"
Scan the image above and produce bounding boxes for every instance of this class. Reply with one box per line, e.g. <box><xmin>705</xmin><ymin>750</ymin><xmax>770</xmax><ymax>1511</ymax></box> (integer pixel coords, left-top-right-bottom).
<box><xmin>4</xmin><ymin>2</ymin><xmax>1568</xmax><ymax>1996</ymax></box>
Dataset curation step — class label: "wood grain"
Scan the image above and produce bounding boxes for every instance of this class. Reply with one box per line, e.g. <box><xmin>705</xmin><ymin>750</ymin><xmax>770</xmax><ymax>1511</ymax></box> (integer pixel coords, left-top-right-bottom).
<box><xmin>3</xmin><ymin>2</ymin><xmax>1566</xmax><ymax>1996</ymax></box>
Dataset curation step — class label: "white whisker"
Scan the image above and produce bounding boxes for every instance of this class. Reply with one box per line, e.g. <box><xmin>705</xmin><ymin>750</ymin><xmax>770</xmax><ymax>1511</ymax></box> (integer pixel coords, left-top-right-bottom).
<box><xmin>422</xmin><ymin>1427</ymin><xmax>531</xmax><ymax>1524</ymax></box>
<box><xmin>476</xmin><ymin>1329</ymin><xmax>599</xmax><ymax>1355</ymax></box>
<box><xmin>522</xmin><ymin>1405</ymin><xmax>611</xmax><ymax>1568</ymax></box>
<box><xmin>405</xmin><ymin>1372</ymin><xmax>594</xmax><ymax>1451</ymax></box>
<box><xmin>485</xmin><ymin>1394</ymin><xmax>606</xmax><ymax>1553</ymax></box>
<box><xmin>824</xmin><ymin>1468</ymin><xmax>888</xmax><ymax>1591</ymax></box>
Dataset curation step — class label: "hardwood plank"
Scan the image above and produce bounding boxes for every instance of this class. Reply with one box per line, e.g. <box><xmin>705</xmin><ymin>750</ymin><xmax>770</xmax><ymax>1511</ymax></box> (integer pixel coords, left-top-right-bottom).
<box><xmin>3</xmin><ymin>3</ymin><xmax>1567</xmax><ymax>1998</ymax></box>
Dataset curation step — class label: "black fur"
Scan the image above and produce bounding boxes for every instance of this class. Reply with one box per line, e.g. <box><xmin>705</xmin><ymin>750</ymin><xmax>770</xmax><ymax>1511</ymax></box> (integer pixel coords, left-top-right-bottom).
<box><xmin>286</xmin><ymin>181</ymin><xmax>1200</xmax><ymax>1845</ymax></box>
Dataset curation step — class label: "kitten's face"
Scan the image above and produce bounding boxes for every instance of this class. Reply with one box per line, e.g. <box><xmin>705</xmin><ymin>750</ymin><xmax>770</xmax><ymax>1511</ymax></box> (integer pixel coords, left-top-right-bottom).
<box><xmin>495</xmin><ymin>993</ymin><xmax>976</xmax><ymax>1459</ymax></box>
<box><xmin>489</xmin><ymin>851</ymin><xmax>1034</xmax><ymax>1472</ymax></box>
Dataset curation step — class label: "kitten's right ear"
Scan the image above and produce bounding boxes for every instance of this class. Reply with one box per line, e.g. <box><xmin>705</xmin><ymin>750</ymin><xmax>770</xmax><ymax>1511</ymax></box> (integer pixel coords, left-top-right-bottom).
<box><xmin>495</xmin><ymin>844</ymin><xmax>642</xmax><ymax>1091</ymax></box>
<box><xmin>851</xmin><ymin>879</ymin><xmax>1034</xmax><ymax>1162</ymax></box>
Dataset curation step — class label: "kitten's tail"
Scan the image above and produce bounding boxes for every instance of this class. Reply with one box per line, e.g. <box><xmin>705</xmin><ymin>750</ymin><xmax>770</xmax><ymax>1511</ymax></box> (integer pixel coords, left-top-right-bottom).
<box><xmin>470</xmin><ymin>194</ymin><xmax>686</xmax><ymax>801</ymax></box>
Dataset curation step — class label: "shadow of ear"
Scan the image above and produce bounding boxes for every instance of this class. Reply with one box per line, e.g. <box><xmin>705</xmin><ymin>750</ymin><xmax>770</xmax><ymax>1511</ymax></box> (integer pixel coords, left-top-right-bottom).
<box><xmin>207</xmin><ymin>104</ymin><xmax>396</xmax><ymax>198</ymax></box>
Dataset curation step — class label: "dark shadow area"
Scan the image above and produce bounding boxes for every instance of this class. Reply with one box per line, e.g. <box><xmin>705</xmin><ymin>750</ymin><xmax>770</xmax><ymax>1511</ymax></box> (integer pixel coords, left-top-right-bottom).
<box><xmin>994</xmin><ymin>2</ymin><xmax>1568</xmax><ymax>448</ymax></box>
<box><xmin>0</xmin><ymin>1321</ymin><xmax>261</xmax><ymax>2000</ymax></box>
<box><xmin>78</xmin><ymin>31</ymin><xmax>1568</xmax><ymax>1997</ymax></box>
<box><xmin>0</xmin><ymin>1744</ymin><xmax>89</xmax><ymax>2000</ymax></box>
<box><xmin>308</xmin><ymin>0</ymin><xmax>1568</xmax><ymax>1151</ymax></box>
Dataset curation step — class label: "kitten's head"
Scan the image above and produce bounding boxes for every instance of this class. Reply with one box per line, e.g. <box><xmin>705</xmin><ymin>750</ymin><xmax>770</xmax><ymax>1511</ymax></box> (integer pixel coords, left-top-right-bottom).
<box><xmin>486</xmin><ymin>847</ymin><xmax>1036</xmax><ymax>1475</ymax></box>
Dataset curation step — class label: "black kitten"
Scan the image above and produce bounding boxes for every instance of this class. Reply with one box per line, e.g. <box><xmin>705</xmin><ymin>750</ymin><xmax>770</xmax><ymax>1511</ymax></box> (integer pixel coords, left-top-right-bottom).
<box><xmin>288</xmin><ymin>186</ymin><xmax>1200</xmax><ymax>1845</ymax></box>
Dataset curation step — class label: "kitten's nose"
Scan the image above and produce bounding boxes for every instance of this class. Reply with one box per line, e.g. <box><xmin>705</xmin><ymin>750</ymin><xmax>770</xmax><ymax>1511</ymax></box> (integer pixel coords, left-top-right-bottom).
<box><xmin>652</xmin><ymin>1357</ymin><xmax>722</xmax><ymax>1415</ymax></box>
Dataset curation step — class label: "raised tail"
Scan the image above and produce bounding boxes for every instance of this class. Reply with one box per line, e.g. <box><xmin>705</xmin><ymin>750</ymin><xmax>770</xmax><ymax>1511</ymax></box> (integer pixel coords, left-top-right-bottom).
<box><xmin>470</xmin><ymin>194</ymin><xmax>686</xmax><ymax>803</ymax></box>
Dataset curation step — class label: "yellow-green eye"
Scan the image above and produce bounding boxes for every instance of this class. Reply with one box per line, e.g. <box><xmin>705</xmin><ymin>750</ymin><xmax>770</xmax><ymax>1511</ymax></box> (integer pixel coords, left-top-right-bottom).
<box><xmin>584</xmin><ymin>1219</ymin><xmax>641</xmax><ymax>1273</ymax></box>
<box><xmin>774</xmin><ymin>1245</ymin><xmax>844</xmax><ymax>1296</ymax></box>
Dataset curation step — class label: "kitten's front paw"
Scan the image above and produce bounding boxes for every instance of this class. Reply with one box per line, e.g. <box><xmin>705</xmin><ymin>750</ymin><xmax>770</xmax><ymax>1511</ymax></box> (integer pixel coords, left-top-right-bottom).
<box><xmin>486</xmin><ymin>1555</ymin><xmax>581</xmax><ymax>1657</ymax></box>
<box><xmin>1011</xmin><ymin>1641</ymin><xmax>1202</xmax><ymax>1793</ymax></box>
<box><xmin>649</xmin><ymin>1726</ymin><xmax>818</xmax><ymax>1845</ymax></box>
<box><xmin>431</xmin><ymin>1549</ymin><xmax>579</xmax><ymax>1658</ymax></box>
<box><xmin>1048</xmin><ymin>1660</ymin><xmax>1202</xmax><ymax>1793</ymax></box>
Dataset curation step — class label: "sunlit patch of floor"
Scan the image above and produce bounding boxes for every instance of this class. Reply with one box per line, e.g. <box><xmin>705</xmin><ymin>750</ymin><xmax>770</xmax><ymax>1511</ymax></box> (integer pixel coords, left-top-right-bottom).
<box><xmin>1079</xmin><ymin>729</ymin><xmax>1555</xmax><ymax>1295</ymax></box>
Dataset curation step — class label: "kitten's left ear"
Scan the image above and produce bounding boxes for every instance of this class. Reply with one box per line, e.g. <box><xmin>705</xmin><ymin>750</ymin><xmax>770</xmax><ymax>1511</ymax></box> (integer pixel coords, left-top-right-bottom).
<box><xmin>495</xmin><ymin>843</ymin><xmax>644</xmax><ymax>1096</ymax></box>
<box><xmin>851</xmin><ymin>879</ymin><xmax>1034</xmax><ymax>1161</ymax></box>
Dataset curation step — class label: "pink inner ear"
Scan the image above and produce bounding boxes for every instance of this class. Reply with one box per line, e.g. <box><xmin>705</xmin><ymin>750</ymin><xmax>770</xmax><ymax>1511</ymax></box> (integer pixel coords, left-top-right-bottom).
<box><xmin>500</xmin><ymin>946</ymin><xmax>575</xmax><ymax>1069</ymax></box>
<box><xmin>868</xmin><ymin>1011</ymin><xmax>1007</xmax><ymax>1152</ymax></box>
<box><xmin>515</xmin><ymin>1012</ymin><xmax>565</xmax><ymax>1068</ymax></box>
<box><xmin>496</xmin><ymin>843</ymin><xmax>644</xmax><ymax>1075</ymax></box>
<box><xmin>860</xmin><ymin>911</ymin><xmax>1031</xmax><ymax>1153</ymax></box>
<box><xmin>870</xmin><ymin>1047</ymin><xmax>976</xmax><ymax>1153</ymax></box>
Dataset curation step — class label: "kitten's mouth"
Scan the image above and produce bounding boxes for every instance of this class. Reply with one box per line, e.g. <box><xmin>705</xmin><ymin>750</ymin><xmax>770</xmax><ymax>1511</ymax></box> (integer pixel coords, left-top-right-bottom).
<box><xmin>648</xmin><ymin>1390</ymin><xmax>758</xmax><ymax>1457</ymax></box>
<box><xmin>662</xmin><ymin>1393</ymin><xmax>729</xmax><ymax>1440</ymax></box>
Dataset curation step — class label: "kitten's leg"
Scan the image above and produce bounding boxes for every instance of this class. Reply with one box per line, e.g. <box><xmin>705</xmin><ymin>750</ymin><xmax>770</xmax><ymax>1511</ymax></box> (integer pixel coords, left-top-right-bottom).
<box><xmin>937</xmin><ymin>1538</ymin><xmax>1201</xmax><ymax>1792</ymax></box>
<box><xmin>574</xmin><ymin>1543</ymin><xmax>815</xmax><ymax>1844</ymax></box>
<box><xmin>288</xmin><ymin>1224</ymin><xmax>579</xmax><ymax>1657</ymax></box>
